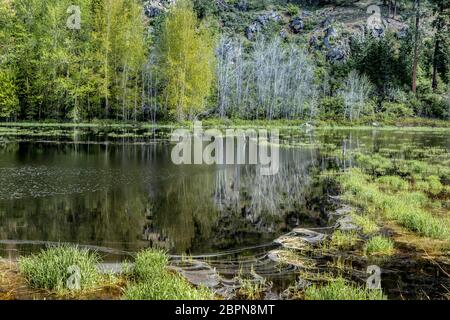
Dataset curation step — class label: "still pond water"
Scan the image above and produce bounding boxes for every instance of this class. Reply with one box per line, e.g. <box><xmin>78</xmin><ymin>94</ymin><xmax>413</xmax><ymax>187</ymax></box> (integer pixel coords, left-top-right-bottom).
<box><xmin>0</xmin><ymin>125</ymin><xmax>448</xmax><ymax>298</ymax></box>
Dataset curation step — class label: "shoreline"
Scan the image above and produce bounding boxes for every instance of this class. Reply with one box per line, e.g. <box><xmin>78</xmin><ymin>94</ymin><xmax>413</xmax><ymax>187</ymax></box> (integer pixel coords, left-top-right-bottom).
<box><xmin>0</xmin><ymin>118</ymin><xmax>449</xmax><ymax>131</ymax></box>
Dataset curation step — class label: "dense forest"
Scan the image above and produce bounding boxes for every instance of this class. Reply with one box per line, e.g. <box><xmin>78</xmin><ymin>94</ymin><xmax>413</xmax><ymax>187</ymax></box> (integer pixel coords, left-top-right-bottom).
<box><xmin>0</xmin><ymin>0</ymin><xmax>449</xmax><ymax>122</ymax></box>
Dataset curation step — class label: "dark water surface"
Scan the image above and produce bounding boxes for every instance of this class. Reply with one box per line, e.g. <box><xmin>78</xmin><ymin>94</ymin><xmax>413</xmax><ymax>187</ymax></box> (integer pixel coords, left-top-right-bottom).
<box><xmin>0</xmin><ymin>127</ymin><xmax>450</xmax><ymax>299</ymax></box>
<box><xmin>0</xmin><ymin>125</ymin><xmax>449</xmax><ymax>298</ymax></box>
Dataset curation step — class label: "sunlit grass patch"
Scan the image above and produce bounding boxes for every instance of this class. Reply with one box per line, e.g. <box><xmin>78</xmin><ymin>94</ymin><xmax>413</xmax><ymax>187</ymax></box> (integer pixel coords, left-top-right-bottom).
<box><xmin>304</xmin><ymin>278</ymin><xmax>386</xmax><ymax>300</ymax></box>
<box><xmin>364</xmin><ymin>236</ymin><xmax>394</xmax><ymax>256</ymax></box>
<box><xmin>394</xmin><ymin>208</ymin><xmax>448</xmax><ymax>239</ymax></box>
<box><xmin>123</xmin><ymin>249</ymin><xmax>213</xmax><ymax>300</ymax></box>
<box><xmin>339</xmin><ymin>168</ymin><xmax>449</xmax><ymax>240</ymax></box>
<box><xmin>132</xmin><ymin>249</ymin><xmax>169</xmax><ymax>281</ymax></box>
<box><xmin>414</xmin><ymin>176</ymin><xmax>445</xmax><ymax>196</ymax></box>
<box><xmin>18</xmin><ymin>245</ymin><xmax>101</xmax><ymax>293</ymax></box>
<box><xmin>329</xmin><ymin>230</ymin><xmax>359</xmax><ymax>250</ymax></box>
<box><xmin>376</xmin><ymin>176</ymin><xmax>409</xmax><ymax>192</ymax></box>
<box><xmin>350</xmin><ymin>213</ymin><xmax>379</xmax><ymax>234</ymax></box>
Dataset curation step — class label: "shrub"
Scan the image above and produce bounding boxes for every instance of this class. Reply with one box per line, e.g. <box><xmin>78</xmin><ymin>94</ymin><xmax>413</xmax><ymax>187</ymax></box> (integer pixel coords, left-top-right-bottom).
<box><xmin>286</xmin><ymin>3</ymin><xmax>299</xmax><ymax>16</ymax></box>
<box><xmin>319</xmin><ymin>96</ymin><xmax>345</xmax><ymax>119</ymax></box>
<box><xmin>381</xmin><ymin>102</ymin><xmax>414</xmax><ymax>118</ymax></box>
<box><xmin>420</xmin><ymin>94</ymin><xmax>448</xmax><ymax>119</ymax></box>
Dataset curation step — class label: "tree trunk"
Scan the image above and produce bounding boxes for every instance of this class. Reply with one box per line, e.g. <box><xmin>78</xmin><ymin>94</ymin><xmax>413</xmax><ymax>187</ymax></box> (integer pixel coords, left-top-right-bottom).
<box><xmin>394</xmin><ymin>0</ymin><xmax>397</xmax><ymax>18</ymax></box>
<box><xmin>412</xmin><ymin>0</ymin><xmax>421</xmax><ymax>95</ymax></box>
<box><xmin>432</xmin><ymin>1</ymin><xmax>444</xmax><ymax>91</ymax></box>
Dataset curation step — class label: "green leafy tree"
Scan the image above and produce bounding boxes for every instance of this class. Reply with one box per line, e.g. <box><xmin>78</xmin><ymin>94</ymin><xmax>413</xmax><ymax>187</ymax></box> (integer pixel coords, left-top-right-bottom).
<box><xmin>157</xmin><ymin>0</ymin><xmax>216</xmax><ymax>121</ymax></box>
<box><xmin>0</xmin><ymin>70</ymin><xmax>19</xmax><ymax>119</ymax></box>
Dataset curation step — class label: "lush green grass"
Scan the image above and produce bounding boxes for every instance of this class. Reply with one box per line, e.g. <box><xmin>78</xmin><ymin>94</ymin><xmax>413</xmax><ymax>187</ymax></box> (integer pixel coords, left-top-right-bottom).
<box><xmin>364</xmin><ymin>236</ymin><xmax>395</xmax><ymax>256</ymax></box>
<box><xmin>376</xmin><ymin>176</ymin><xmax>409</xmax><ymax>192</ymax></box>
<box><xmin>329</xmin><ymin>230</ymin><xmax>359</xmax><ymax>250</ymax></box>
<box><xmin>304</xmin><ymin>278</ymin><xmax>386</xmax><ymax>300</ymax></box>
<box><xmin>18</xmin><ymin>245</ymin><xmax>101</xmax><ymax>293</ymax></box>
<box><xmin>350</xmin><ymin>213</ymin><xmax>379</xmax><ymax>235</ymax></box>
<box><xmin>339</xmin><ymin>168</ymin><xmax>449</xmax><ymax>240</ymax></box>
<box><xmin>123</xmin><ymin>249</ymin><xmax>213</xmax><ymax>300</ymax></box>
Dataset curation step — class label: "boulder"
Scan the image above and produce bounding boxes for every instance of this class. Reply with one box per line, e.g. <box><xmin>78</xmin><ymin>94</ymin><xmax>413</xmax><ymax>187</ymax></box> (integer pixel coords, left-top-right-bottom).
<box><xmin>245</xmin><ymin>22</ymin><xmax>261</xmax><ymax>40</ymax></box>
<box><xmin>372</xmin><ymin>24</ymin><xmax>385</xmax><ymax>38</ymax></box>
<box><xmin>396</xmin><ymin>26</ymin><xmax>408</xmax><ymax>39</ymax></box>
<box><xmin>324</xmin><ymin>26</ymin><xmax>337</xmax><ymax>49</ymax></box>
<box><xmin>309</xmin><ymin>35</ymin><xmax>319</xmax><ymax>49</ymax></box>
<box><xmin>326</xmin><ymin>46</ymin><xmax>347</xmax><ymax>63</ymax></box>
<box><xmin>279</xmin><ymin>29</ymin><xmax>288</xmax><ymax>40</ymax></box>
<box><xmin>143</xmin><ymin>0</ymin><xmax>176</xmax><ymax>18</ymax></box>
<box><xmin>290</xmin><ymin>17</ymin><xmax>305</xmax><ymax>34</ymax></box>
<box><xmin>236</xmin><ymin>0</ymin><xmax>248</xmax><ymax>11</ymax></box>
<box><xmin>320</xmin><ymin>16</ymin><xmax>334</xmax><ymax>28</ymax></box>
<box><xmin>245</xmin><ymin>11</ymin><xmax>282</xmax><ymax>40</ymax></box>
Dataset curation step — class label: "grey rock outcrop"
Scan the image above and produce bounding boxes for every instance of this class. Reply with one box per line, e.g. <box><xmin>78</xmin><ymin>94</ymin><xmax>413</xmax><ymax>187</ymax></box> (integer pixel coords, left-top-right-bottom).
<box><xmin>324</xmin><ymin>26</ymin><xmax>337</xmax><ymax>49</ymax></box>
<box><xmin>326</xmin><ymin>46</ymin><xmax>348</xmax><ymax>63</ymax></box>
<box><xmin>143</xmin><ymin>0</ymin><xmax>176</xmax><ymax>18</ymax></box>
<box><xmin>290</xmin><ymin>17</ymin><xmax>305</xmax><ymax>34</ymax></box>
<box><xmin>245</xmin><ymin>11</ymin><xmax>282</xmax><ymax>40</ymax></box>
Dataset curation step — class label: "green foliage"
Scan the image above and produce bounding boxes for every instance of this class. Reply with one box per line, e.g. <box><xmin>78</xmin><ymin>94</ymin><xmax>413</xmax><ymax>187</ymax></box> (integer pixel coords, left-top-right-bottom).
<box><xmin>133</xmin><ymin>249</ymin><xmax>169</xmax><ymax>281</ymax></box>
<box><xmin>3</xmin><ymin>0</ymin><xmax>147</xmax><ymax>121</ymax></box>
<box><xmin>304</xmin><ymin>278</ymin><xmax>386</xmax><ymax>300</ymax></box>
<box><xmin>157</xmin><ymin>0</ymin><xmax>216</xmax><ymax>121</ymax></box>
<box><xmin>0</xmin><ymin>69</ymin><xmax>19</xmax><ymax>118</ymax></box>
<box><xmin>193</xmin><ymin>0</ymin><xmax>218</xmax><ymax>19</ymax></box>
<box><xmin>349</xmin><ymin>33</ymin><xmax>410</xmax><ymax>99</ymax></box>
<box><xmin>381</xmin><ymin>102</ymin><xmax>414</xmax><ymax>118</ymax></box>
<box><xmin>319</xmin><ymin>96</ymin><xmax>345</xmax><ymax>119</ymax></box>
<box><xmin>286</xmin><ymin>3</ymin><xmax>299</xmax><ymax>16</ymax></box>
<box><xmin>18</xmin><ymin>245</ymin><xmax>101</xmax><ymax>293</ymax></box>
<box><xmin>420</xmin><ymin>94</ymin><xmax>449</xmax><ymax>118</ymax></box>
<box><xmin>0</xmin><ymin>0</ymin><xmax>449</xmax><ymax>122</ymax></box>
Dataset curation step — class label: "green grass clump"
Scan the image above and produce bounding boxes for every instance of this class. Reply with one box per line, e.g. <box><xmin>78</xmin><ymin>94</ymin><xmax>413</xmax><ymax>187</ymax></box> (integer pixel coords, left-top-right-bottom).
<box><xmin>376</xmin><ymin>176</ymin><xmax>409</xmax><ymax>192</ymax></box>
<box><xmin>329</xmin><ymin>230</ymin><xmax>359</xmax><ymax>250</ymax></box>
<box><xmin>133</xmin><ymin>249</ymin><xmax>169</xmax><ymax>281</ymax></box>
<box><xmin>123</xmin><ymin>249</ymin><xmax>213</xmax><ymax>300</ymax></box>
<box><xmin>18</xmin><ymin>245</ymin><xmax>101</xmax><ymax>293</ymax></box>
<box><xmin>394</xmin><ymin>207</ymin><xmax>448</xmax><ymax>239</ymax></box>
<box><xmin>364</xmin><ymin>236</ymin><xmax>395</xmax><ymax>256</ymax></box>
<box><xmin>415</xmin><ymin>176</ymin><xmax>444</xmax><ymax>196</ymax></box>
<box><xmin>304</xmin><ymin>278</ymin><xmax>386</xmax><ymax>300</ymax></box>
<box><xmin>351</xmin><ymin>214</ymin><xmax>379</xmax><ymax>234</ymax></box>
<box><xmin>339</xmin><ymin>168</ymin><xmax>449</xmax><ymax>240</ymax></box>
